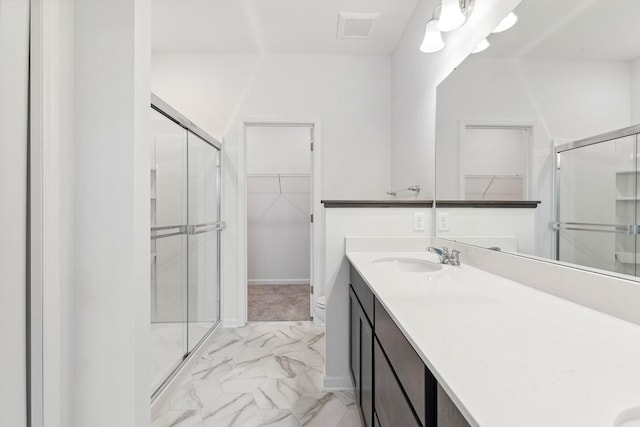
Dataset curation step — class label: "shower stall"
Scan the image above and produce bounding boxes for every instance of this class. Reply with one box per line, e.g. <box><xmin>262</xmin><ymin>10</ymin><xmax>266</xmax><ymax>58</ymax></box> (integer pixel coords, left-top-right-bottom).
<box><xmin>554</xmin><ymin>125</ymin><xmax>640</xmax><ymax>277</ymax></box>
<box><xmin>150</xmin><ymin>94</ymin><xmax>223</xmax><ymax>396</ymax></box>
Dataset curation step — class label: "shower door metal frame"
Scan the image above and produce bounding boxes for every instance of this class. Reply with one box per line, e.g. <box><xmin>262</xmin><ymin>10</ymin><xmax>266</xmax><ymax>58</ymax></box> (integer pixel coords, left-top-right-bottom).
<box><xmin>150</xmin><ymin>93</ymin><xmax>224</xmax><ymax>401</ymax></box>
<box><xmin>552</xmin><ymin>124</ymin><xmax>640</xmax><ymax>262</ymax></box>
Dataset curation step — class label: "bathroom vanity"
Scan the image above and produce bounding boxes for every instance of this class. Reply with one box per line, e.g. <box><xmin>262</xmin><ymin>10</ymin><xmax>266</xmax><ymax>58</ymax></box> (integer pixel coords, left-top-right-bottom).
<box><xmin>346</xmin><ymin>237</ymin><xmax>640</xmax><ymax>427</ymax></box>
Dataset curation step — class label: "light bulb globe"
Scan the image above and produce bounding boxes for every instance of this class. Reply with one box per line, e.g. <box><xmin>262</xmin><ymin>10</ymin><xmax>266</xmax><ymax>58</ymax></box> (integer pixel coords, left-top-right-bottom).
<box><xmin>420</xmin><ymin>20</ymin><xmax>445</xmax><ymax>53</ymax></box>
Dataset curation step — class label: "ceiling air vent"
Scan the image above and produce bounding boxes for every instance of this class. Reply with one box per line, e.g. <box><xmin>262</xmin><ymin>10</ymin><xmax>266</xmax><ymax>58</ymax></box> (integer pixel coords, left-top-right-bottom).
<box><xmin>337</xmin><ymin>12</ymin><xmax>380</xmax><ymax>39</ymax></box>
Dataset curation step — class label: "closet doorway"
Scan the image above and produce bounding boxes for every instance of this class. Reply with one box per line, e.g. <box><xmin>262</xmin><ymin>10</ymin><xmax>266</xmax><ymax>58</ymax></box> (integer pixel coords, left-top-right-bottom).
<box><xmin>246</xmin><ymin>124</ymin><xmax>314</xmax><ymax>321</ymax></box>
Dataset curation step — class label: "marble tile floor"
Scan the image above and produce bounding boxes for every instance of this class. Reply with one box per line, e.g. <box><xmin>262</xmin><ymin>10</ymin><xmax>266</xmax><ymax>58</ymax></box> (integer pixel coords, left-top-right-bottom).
<box><xmin>152</xmin><ymin>322</ymin><xmax>215</xmax><ymax>393</ymax></box>
<box><xmin>153</xmin><ymin>321</ymin><xmax>362</xmax><ymax>427</ymax></box>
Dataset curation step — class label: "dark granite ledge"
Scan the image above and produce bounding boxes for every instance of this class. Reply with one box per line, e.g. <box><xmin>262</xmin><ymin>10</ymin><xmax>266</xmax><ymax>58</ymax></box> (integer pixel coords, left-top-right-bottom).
<box><xmin>321</xmin><ymin>200</ymin><xmax>434</xmax><ymax>208</ymax></box>
<box><xmin>321</xmin><ymin>200</ymin><xmax>541</xmax><ymax>209</ymax></box>
<box><xmin>435</xmin><ymin>200</ymin><xmax>541</xmax><ymax>208</ymax></box>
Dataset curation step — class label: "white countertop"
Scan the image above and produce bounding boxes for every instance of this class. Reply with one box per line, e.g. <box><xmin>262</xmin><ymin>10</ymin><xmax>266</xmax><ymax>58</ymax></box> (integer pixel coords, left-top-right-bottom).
<box><xmin>346</xmin><ymin>249</ymin><xmax>640</xmax><ymax>427</ymax></box>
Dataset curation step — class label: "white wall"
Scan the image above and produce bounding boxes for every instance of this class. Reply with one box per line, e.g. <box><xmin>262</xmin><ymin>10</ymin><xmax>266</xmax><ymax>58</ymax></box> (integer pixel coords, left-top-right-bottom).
<box><xmin>632</xmin><ymin>58</ymin><xmax>640</xmax><ymax>124</ymax></box>
<box><xmin>0</xmin><ymin>1</ymin><xmax>29</xmax><ymax>425</ymax></box>
<box><xmin>435</xmin><ymin>57</ymin><xmax>631</xmax><ymax>258</ymax></box>
<box><xmin>151</xmin><ymin>53</ymin><xmax>392</xmax><ymax>325</ymax></box>
<box><xmin>436</xmin><ymin>58</ymin><xmax>632</xmax><ymax>198</ymax></box>
<box><xmin>390</xmin><ymin>0</ymin><xmax>522</xmax><ymax>198</ymax></box>
<box><xmin>73</xmin><ymin>1</ymin><xmax>150</xmax><ymax>426</ymax></box>
<box><xmin>435</xmin><ymin>208</ymin><xmax>536</xmax><ymax>255</ymax></box>
<box><xmin>151</xmin><ymin>54</ymin><xmax>391</xmax><ymax>199</ymax></box>
<box><xmin>323</xmin><ymin>208</ymin><xmax>433</xmax><ymax>387</ymax></box>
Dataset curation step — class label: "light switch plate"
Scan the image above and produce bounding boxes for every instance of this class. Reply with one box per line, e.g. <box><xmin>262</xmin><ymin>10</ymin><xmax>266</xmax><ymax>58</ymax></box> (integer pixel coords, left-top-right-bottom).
<box><xmin>438</xmin><ymin>212</ymin><xmax>449</xmax><ymax>231</ymax></box>
<box><xmin>413</xmin><ymin>212</ymin><xmax>425</xmax><ymax>231</ymax></box>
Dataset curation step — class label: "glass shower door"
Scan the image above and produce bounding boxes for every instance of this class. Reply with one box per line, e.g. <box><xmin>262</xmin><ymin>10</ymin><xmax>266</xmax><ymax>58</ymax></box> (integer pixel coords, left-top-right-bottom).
<box><xmin>556</xmin><ymin>134</ymin><xmax>637</xmax><ymax>275</ymax></box>
<box><xmin>187</xmin><ymin>132</ymin><xmax>221</xmax><ymax>351</ymax></box>
<box><xmin>150</xmin><ymin>109</ymin><xmax>188</xmax><ymax>392</ymax></box>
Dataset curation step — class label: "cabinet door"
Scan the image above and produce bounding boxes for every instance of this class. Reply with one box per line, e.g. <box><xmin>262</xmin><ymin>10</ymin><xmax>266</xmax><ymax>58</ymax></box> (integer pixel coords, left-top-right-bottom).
<box><xmin>375</xmin><ymin>299</ymin><xmax>427</xmax><ymax>425</ymax></box>
<box><xmin>349</xmin><ymin>287</ymin><xmax>361</xmax><ymax>402</ymax></box>
<box><xmin>374</xmin><ymin>339</ymin><xmax>421</xmax><ymax>427</ymax></box>
<box><xmin>360</xmin><ymin>310</ymin><xmax>373</xmax><ymax>427</ymax></box>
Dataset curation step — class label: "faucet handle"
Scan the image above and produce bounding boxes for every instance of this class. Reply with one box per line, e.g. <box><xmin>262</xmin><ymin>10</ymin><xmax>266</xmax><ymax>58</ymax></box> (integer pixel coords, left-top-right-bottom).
<box><xmin>450</xmin><ymin>250</ymin><xmax>462</xmax><ymax>266</ymax></box>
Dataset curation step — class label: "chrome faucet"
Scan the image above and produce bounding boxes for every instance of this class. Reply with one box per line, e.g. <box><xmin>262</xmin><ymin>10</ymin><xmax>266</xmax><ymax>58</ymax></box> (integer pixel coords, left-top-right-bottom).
<box><xmin>427</xmin><ymin>246</ymin><xmax>462</xmax><ymax>266</ymax></box>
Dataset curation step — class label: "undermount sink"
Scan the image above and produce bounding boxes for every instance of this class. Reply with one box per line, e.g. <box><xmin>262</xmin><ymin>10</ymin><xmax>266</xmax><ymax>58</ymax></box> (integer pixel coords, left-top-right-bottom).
<box><xmin>372</xmin><ymin>257</ymin><xmax>442</xmax><ymax>273</ymax></box>
<box><xmin>615</xmin><ymin>408</ymin><xmax>640</xmax><ymax>427</ymax></box>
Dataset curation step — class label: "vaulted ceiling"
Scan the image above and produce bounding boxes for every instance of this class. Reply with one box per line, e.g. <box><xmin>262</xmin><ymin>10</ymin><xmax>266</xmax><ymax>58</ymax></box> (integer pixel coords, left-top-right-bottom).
<box><xmin>152</xmin><ymin>0</ymin><xmax>420</xmax><ymax>55</ymax></box>
<box><xmin>485</xmin><ymin>0</ymin><xmax>640</xmax><ymax>61</ymax></box>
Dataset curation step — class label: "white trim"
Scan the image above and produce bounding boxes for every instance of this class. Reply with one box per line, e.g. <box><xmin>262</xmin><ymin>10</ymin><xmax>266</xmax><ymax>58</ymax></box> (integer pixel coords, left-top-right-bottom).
<box><xmin>322</xmin><ymin>375</ymin><xmax>353</xmax><ymax>390</ymax></box>
<box><xmin>237</xmin><ymin>118</ymin><xmax>323</xmax><ymax>326</ymax></box>
<box><xmin>29</xmin><ymin>1</ymin><xmax>74</xmax><ymax>426</ymax></box>
<box><xmin>29</xmin><ymin>3</ymin><xmax>45</xmax><ymax>425</ymax></box>
<box><xmin>222</xmin><ymin>318</ymin><xmax>244</xmax><ymax>328</ymax></box>
<box><xmin>459</xmin><ymin>120</ymin><xmax>536</xmax><ymax>200</ymax></box>
<box><xmin>248</xmin><ymin>280</ymin><xmax>310</xmax><ymax>285</ymax></box>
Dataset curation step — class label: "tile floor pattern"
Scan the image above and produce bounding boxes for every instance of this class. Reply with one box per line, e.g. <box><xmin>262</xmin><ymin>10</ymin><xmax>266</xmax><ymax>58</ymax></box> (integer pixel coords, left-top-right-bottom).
<box><xmin>153</xmin><ymin>321</ymin><xmax>362</xmax><ymax>427</ymax></box>
<box><xmin>152</xmin><ymin>322</ymin><xmax>214</xmax><ymax>393</ymax></box>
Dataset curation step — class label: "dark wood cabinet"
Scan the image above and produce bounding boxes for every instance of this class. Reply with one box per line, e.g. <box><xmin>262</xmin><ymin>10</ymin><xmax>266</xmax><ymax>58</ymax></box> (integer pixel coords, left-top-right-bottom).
<box><xmin>349</xmin><ymin>287</ymin><xmax>361</xmax><ymax>400</ymax></box>
<box><xmin>374</xmin><ymin>339</ymin><xmax>422</xmax><ymax>427</ymax></box>
<box><xmin>349</xmin><ymin>264</ymin><xmax>443</xmax><ymax>427</ymax></box>
<box><xmin>349</xmin><ymin>286</ymin><xmax>373</xmax><ymax>427</ymax></box>
<box><xmin>360</xmin><ymin>311</ymin><xmax>373</xmax><ymax>427</ymax></box>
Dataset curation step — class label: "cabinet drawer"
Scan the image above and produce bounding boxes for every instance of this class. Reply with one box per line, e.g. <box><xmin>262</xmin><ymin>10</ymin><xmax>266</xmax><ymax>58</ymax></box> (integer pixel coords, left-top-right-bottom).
<box><xmin>374</xmin><ymin>339</ymin><xmax>421</xmax><ymax>427</ymax></box>
<box><xmin>374</xmin><ymin>298</ymin><xmax>426</xmax><ymax>425</ymax></box>
<box><xmin>350</xmin><ymin>265</ymin><xmax>374</xmax><ymax>323</ymax></box>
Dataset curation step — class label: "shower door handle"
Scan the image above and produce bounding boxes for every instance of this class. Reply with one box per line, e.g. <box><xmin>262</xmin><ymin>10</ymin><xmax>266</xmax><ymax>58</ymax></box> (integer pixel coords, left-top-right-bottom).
<box><xmin>150</xmin><ymin>224</ymin><xmax>187</xmax><ymax>240</ymax></box>
<box><xmin>187</xmin><ymin>221</ymin><xmax>226</xmax><ymax>235</ymax></box>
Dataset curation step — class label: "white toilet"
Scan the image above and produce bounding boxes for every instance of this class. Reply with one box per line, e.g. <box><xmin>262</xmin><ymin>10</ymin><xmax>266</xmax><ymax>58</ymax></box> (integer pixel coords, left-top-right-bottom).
<box><xmin>314</xmin><ymin>295</ymin><xmax>326</xmax><ymax>325</ymax></box>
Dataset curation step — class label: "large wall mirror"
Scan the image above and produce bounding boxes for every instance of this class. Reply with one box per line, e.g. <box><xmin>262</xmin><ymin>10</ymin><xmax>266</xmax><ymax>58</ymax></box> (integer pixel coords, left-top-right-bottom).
<box><xmin>435</xmin><ymin>0</ymin><xmax>640</xmax><ymax>277</ymax></box>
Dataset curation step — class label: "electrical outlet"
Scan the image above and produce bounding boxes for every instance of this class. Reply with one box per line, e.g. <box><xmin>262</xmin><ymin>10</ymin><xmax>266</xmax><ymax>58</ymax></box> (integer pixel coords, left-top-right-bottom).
<box><xmin>413</xmin><ymin>212</ymin><xmax>425</xmax><ymax>232</ymax></box>
<box><xmin>438</xmin><ymin>212</ymin><xmax>449</xmax><ymax>231</ymax></box>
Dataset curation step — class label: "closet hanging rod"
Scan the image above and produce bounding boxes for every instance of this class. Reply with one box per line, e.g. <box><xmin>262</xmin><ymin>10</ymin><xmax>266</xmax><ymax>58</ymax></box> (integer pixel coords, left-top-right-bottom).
<box><xmin>247</xmin><ymin>173</ymin><xmax>310</xmax><ymax>177</ymax></box>
<box><xmin>465</xmin><ymin>174</ymin><xmax>522</xmax><ymax>179</ymax></box>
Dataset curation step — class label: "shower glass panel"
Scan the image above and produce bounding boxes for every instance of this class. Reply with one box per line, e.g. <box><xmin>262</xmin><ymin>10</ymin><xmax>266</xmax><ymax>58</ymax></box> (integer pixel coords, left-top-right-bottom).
<box><xmin>557</xmin><ymin>134</ymin><xmax>636</xmax><ymax>274</ymax></box>
<box><xmin>150</xmin><ymin>95</ymin><xmax>223</xmax><ymax>398</ymax></box>
<box><xmin>150</xmin><ymin>109</ymin><xmax>188</xmax><ymax>392</ymax></box>
<box><xmin>187</xmin><ymin>131</ymin><xmax>221</xmax><ymax>351</ymax></box>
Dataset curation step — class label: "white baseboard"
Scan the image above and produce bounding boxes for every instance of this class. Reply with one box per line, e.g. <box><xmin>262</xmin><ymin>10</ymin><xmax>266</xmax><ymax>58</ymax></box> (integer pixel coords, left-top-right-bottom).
<box><xmin>222</xmin><ymin>318</ymin><xmax>245</xmax><ymax>328</ymax></box>
<box><xmin>248</xmin><ymin>279</ymin><xmax>310</xmax><ymax>285</ymax></box>
<box><xmin>322</xmin><ymin>375</ymin><xmax>353</xmax><ymax>391</ymax></box>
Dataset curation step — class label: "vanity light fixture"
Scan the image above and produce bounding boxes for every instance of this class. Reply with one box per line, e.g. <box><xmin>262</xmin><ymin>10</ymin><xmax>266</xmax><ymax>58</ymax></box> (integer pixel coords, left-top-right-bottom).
<box><xmin>437</xmin><ymin>0</ymin><xmax>466</xmax><ymax>32</ymax></box>
<box><xmin>420</xmin><ymin>0</ymin><xmax>475</xmax><ymax>54</ymax></box>
<box><xmin>420</xmin><ymin>19</ymin><xmax>445</xmax><ymax>53</ymax></box>
<box><xmin>471</xmin><ymin>38</ymin><xmax>490</xmax><ymax>53</ymax></box>
<box><xmin>492</xmin><ymin>12</ymin><xmax>518</xmax><ymax>33</ymax></box>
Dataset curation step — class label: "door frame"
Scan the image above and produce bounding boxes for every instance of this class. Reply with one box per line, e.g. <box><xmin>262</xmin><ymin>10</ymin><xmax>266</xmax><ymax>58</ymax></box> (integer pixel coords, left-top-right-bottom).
<box><xmin>238</xmin><ymin>118</ymin><xmax>322</xmax><ymax>324</ymax></box>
